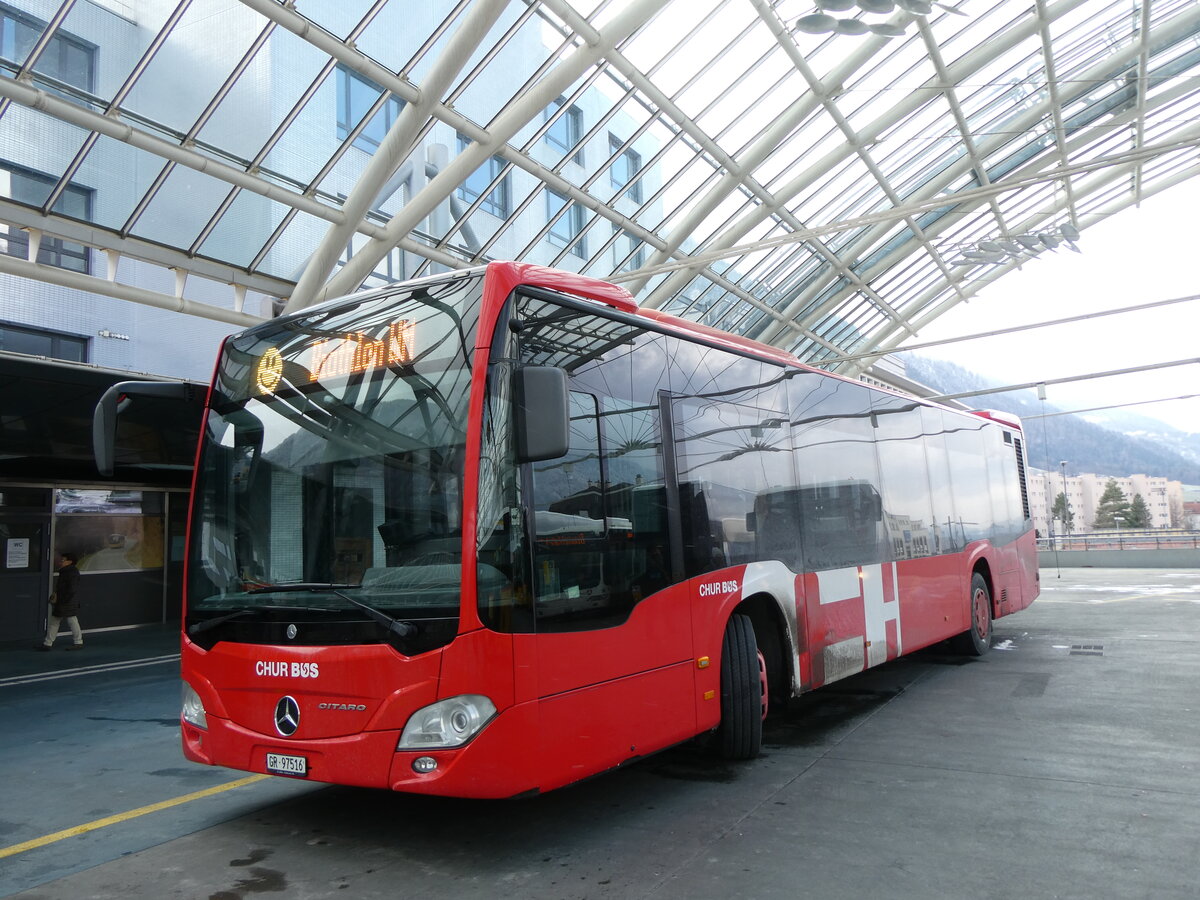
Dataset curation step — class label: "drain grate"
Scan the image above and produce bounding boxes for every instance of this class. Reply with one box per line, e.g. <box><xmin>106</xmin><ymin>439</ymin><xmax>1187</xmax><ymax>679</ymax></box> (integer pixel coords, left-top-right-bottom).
<box><xmin>1070</xmin><ymin>644</ymin><xmax>1104</xmax><ymax>656</ymax></box>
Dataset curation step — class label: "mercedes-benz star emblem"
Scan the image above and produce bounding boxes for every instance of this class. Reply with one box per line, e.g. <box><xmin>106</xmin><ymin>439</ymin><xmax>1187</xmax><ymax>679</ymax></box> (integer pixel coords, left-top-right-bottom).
<box><xmin>286</xmin><ymin>624</ymin><xmax>298</xmax><ymax>640</ymax></box>
<box><xmin>274</xmin><ymin>696</ymin><xmax>300</xmax><ymax>737</ymax></box>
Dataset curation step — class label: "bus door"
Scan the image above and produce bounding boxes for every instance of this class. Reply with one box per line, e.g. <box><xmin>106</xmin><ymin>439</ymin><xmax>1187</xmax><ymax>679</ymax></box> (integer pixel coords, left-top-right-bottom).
<box><xmin>509</xmin><ymin>320</ymin><xmax>696</xmax><ymax>787</ymax></box>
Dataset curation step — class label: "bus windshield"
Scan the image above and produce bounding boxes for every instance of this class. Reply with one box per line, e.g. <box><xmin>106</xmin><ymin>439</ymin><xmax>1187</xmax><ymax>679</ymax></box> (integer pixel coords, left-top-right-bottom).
<box><xmin>186</xmin><ymin>271</ymin><xmax>485</xmax><ymax>651</ymax></box>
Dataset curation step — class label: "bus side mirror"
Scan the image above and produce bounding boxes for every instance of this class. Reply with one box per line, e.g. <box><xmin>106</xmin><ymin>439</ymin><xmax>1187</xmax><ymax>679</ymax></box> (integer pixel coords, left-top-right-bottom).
<box><xmin>514</xmin><ymin>366</ymin><xmax>569</xmax><ymax>463</ymax></box>
<box><xmin>93</xmin><ymin>380</ymin><xmax>204</xmax><ymax>476</ymax></box>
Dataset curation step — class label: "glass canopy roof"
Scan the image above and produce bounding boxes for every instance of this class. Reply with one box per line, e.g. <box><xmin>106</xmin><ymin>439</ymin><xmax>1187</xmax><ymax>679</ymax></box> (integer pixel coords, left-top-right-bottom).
<box><xmin>0</xmin><ymin>0</ymin><xmax>1197</xmax><ymax>379</ymax></box>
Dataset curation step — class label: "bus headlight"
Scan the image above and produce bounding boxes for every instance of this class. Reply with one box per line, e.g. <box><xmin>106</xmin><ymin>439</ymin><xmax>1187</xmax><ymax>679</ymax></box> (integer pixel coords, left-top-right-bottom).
<box><xmin>398</xmin><ymin>695</ymin><xmax>496</xmax><ymax>750</ymax></box>
<box><xmin>182</xmin><ymin>682</ymin><xmax>208</xmax><ymax>729</ymax></box>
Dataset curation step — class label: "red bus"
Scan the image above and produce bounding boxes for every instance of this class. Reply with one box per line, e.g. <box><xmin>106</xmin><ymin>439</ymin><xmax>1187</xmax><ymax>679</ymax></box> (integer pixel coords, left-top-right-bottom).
<box><xmin>103</xmin><ymin>261</ymin><xmax>1038</xmax><ymax>798</ymax></box>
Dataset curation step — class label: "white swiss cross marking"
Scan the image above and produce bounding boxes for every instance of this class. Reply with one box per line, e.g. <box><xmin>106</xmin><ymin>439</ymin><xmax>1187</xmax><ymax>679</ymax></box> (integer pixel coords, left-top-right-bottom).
<box><xmin>817</xmin><ymin>563</ymin><xmax>902</xmax><ymax>668</ymax></box>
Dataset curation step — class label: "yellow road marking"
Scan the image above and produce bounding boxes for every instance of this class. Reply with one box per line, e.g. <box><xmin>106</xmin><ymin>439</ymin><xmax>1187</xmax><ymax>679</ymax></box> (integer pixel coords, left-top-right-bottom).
<box><xmin>0</xmin><ymin>774</ymin><xmax>269</xmax><ymax>860</ymax></box>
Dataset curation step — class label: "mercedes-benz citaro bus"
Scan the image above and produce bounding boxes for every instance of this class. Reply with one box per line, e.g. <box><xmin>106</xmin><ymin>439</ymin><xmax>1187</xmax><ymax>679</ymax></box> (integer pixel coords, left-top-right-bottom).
<box><xmin>97</xmin><ymin>261</ymin><xmax>1038</xmax><ymax>798</ymax></box>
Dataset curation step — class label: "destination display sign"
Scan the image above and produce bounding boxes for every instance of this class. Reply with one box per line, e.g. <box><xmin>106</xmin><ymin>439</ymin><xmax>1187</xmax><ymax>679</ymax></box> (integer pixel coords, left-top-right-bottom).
<box><xmin>253</xmin><ymin>320</ymin><xmax>416</xmax><ymax>396</ymax></box>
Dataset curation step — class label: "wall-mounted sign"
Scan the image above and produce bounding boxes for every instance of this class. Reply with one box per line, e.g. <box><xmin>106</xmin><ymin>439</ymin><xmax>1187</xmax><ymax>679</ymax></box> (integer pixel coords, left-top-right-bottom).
<box><xmin>6</xmin><ymin>537</ymin><xmax>30</xmax><ymax>569</ymax></box>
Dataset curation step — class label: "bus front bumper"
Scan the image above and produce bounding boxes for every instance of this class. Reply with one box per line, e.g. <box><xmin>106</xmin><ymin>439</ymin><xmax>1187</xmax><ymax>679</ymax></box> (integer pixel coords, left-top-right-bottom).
<box><xmin>182</xmin><ymin>700</ymin><xmax>540</xmax><ymax>798</ymax></box>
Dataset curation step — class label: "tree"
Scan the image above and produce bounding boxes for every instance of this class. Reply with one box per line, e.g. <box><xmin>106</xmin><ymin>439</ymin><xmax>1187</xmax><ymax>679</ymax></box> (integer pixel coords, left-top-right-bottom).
<box><xmin>1092</xmin><ymin>478</ymin><xmax>1131</xmax><ymax>529</ymax></box>
<box><xmin>1050</xmin><ymin>492</ymin><xmax>1074</xmax><ymax>532</ymax></box>
<box><xmin>1127</xmin><ymin>493</ymin><xmax>1152</xmax><ymax>528</ymax></box>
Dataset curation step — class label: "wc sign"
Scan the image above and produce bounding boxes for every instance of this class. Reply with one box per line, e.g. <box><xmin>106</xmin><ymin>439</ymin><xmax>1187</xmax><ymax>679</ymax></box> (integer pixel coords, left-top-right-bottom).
<box><xmin>6</xmin><ymin>538</ymin><xmax>30</xmax><ymax>569</ymax></box>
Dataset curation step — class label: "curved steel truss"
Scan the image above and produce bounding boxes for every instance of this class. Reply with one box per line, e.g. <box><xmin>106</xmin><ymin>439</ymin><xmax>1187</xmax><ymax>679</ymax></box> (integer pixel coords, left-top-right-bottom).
<box><xmin>0</xmin><ymin>0</ymin><xmax>1197</xmax><ymax>375</ymax></box>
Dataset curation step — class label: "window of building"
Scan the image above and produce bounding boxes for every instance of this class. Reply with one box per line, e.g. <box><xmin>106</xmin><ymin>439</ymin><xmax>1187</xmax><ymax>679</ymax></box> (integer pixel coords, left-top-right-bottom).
<box><xmin>609</xmin><ymin>135</ymin><xmax>642</xmax><ymax>203</ymax></box>
<box><xmin>0</xmin><ymin>4</ymin><xmax>95</xmax><ymax>92</ymax></box>
<box><xmin>615</xmin><ymin>229</ymin><xmax>645</xmax><ymax>271</ymax></box>
<box><xmin>544</xmin><ymin>97</ymin><xmax>584</xmax><ymax>165</ymax></box>
<box><xmin>336</xmin><ymin>64</ymin><xmax>404</xmax><ymax>152</ymax></box>
<box><xmin>340</xmin><ymin>229</ymin><xmax>404</xmax><ymax>286</ymax></box>
<box><xmin>546</xmin><ymin>189</ymin><xmax>586</xmax><ymax>258</ymax></box>
<box><xmin>0</xmin><ymin>164</ymin><xmax>92</xmax><ymax>273</ymax></box>
<box><xmin>0</xmin><ymin>321</ymin><xmax>87</xmax><ymax>361</ymax></box>
<box><xmin>456</xmin><ymin>134</ymin><xmax>510</xmax><ymax>218</ymax></box>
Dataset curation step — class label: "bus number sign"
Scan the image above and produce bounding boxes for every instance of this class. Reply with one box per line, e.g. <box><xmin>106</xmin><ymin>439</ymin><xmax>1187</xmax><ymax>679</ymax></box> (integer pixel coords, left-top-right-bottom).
<box><xmin>254</xmin><ymin>320</ymin><xmax>416</xmax><ymax>395</ymax></box>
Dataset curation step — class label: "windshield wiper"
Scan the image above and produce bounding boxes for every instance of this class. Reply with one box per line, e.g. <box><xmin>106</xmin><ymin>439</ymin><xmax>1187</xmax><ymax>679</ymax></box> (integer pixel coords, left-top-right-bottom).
<box><xmin>188</xmin><ymin>607</ymin><xmax>257</xmax><ymax>636</ymax></box>
<box><xmin>246</xmin><ymin>582</ymin><xmax>358</xmax><ymax>594</ymax></box>
<box><xmin>242</xmin><ymin>583</ymin><xmax>454</xmax><ymax>640</ymax></box>
<box><xmin>329</xmin><ymin>588</ymin><xmax>418</xmax><ymax>638</ymax></box>
<box><xmin>187</xmin><ymin>603</ymin><xmax>335</xmax><ymax>636</ymax></box>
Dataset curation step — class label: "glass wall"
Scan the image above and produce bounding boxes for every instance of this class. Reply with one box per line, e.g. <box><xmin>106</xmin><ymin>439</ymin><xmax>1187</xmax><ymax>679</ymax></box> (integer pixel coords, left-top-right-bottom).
<box><xmin>54</xmin><ymin>489</ymin><xmax>164</xmax><ymax>573</ymax></box>
<box><xmin>52</xmin><ymin>487</ymin><xmax>173</xmax><ymax>630</ymax></box>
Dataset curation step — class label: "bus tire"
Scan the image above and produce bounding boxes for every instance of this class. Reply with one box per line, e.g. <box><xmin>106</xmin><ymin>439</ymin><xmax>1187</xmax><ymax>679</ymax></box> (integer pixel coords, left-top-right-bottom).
<box><xmin>717</xmin><ymin>614</ymin><xmax>763</xmax><ymax>760</ymax></box>
<box><xmin>954</xmin><ymin>572</ymin><xmax>992</xmax><ymax>657</ymax></box>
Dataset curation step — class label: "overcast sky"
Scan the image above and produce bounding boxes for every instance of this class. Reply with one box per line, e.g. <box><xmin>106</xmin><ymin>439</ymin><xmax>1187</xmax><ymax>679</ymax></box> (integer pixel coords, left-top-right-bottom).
<box><xmin>899</xmin><ymin>178</ymin><xmax>1200</xmax><ymax>435</ymax></box>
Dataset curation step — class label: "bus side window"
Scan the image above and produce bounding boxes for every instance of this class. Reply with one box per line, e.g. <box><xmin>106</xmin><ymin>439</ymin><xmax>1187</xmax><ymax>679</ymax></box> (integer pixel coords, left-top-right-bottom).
<box><xmin>530</xmin><ymin>391</ymin><xmax>616</xmax><ymax>628</ymax></box>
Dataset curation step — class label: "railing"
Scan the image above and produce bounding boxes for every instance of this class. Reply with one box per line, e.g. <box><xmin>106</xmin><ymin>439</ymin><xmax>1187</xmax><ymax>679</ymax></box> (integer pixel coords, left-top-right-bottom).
<box><xmin>1037</xmin><ymin>531</ymin><xmax>1200</xmax><ymax>552</ymax></box>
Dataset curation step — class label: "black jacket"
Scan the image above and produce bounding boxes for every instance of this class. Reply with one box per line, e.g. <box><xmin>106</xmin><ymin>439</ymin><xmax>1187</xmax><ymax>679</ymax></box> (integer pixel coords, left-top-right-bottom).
<box><xmin>54</xmin><ymin>564</ymin><xmax>80</xmax><ymax>617</ymax></box>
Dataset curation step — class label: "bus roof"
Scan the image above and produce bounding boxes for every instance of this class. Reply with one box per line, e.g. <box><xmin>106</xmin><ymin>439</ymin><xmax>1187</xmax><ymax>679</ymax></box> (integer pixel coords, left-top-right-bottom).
<box><xmin>970</xmin><ymin>408</ymin><xmax>1025</xmax><ymax>430</ymax></box>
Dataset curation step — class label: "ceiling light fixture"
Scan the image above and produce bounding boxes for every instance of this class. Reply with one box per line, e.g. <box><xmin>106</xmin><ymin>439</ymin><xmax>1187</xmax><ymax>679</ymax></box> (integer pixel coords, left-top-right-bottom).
<box><xmin>950</xmin><ymin>223</ymin><xmax>1082</xmax><ymax>266</ymax></box>
<box><xmin>794</xmin><ymin>0</ymin><xmax>968</xmax><ymax>38</ymax></box>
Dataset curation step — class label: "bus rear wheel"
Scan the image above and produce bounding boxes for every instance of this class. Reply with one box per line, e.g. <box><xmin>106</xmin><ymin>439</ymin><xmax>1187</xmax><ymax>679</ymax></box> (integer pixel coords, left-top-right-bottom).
<box><xmin>716</xmin><ymin>614</ymin><xmax>763</xmax><ymax>760</ymax></box>
<box><xmin>954</xmin><ymin>572</ymin><xmax>992</xmax><ymax>657</ymax></box>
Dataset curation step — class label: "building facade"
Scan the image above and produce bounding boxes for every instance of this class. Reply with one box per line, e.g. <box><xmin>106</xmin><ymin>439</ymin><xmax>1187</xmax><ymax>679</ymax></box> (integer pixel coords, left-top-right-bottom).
<box><xmin>1029</xmin><ymin>468</ymin><xmax>1183</xmax><ymax>537</ymax></box>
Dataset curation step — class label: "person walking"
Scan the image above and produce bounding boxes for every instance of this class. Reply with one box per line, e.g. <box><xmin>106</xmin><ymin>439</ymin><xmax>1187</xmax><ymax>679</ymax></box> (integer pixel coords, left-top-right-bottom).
<box><xmin>37</xmin><ymin>551</ymin><xmax>83</xmax><ymax>651</ymax></box>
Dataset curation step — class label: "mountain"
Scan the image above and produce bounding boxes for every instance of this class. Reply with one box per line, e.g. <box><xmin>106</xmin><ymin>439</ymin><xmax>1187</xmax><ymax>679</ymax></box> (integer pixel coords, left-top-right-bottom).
<box><xmin>904</xmin><ymin>356</ymin><xmax>1200</xmax><ymax>483</ymax></box>
<box><xmin>1082</xmin><ymin>409</ymin><xmax>1200</xmax><ymax>467</ymax></box>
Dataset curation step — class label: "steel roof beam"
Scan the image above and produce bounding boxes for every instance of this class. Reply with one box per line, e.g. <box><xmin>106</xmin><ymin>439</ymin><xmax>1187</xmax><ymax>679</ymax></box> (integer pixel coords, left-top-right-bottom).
<box><xmin>613</xmin><ymin>128</ymin><xmax>1199</xmax><ymax>305</ymax></box>
<box><xmin>44</xmin><ymin>0</ymin><xmax>194</xmax><ymax>216</ymax></box>
<box><xmin>918</xmin><ymin>19</ymin><xmax>1012</xmax><ymax>253</ymax></box>
<box><xmin>315</xmin><ymin>0</ymin><xmax>670</xmax><ymax>306</ymax></box>
<box><xmin>1032</xmin><ymin>0</ymin><xmax>1082</xmax><ymax>227</ymax></box>
<box><xmin>285</xmin><ymin>0</ymin><xmax>508</xmax><ymax>313</ymax></box>
<box><xmin>1133</xmin><ymin>0</ymin><xmax>1153</xmax><ymax>204</ymax></box>
<box><xmin>636</xmin><ymin>0</ymin><xmax>1091</xmax><ymax>319</ymax></box>
<box><xmin>751</xmin><ymin>1</ymin><xmax>1199</xmax><ymax>349</ymax></box>
<box><xmin>0</xmin><ymin>253</ymin><xmax>262</xmax><ymax>328</ymax></box>
<box><xmin>0</xmin><ymin>198</ymin><xmax>294</xmax><ymax>298</ymax></box>
<box><xmin>624</xmin><ymin>2</ymin><xmax>894</xmax><ymax>304</ymax></box>
<box><xmin>245</xmin><ymin>0</ymin><xmax>674</xmax><ymax>306</ymax></box>
<box><xmin>0</xmin><ymin>76</ymin><xmax>370</xmax><ymax>233</ymax></box>
<box><xmin>745</xmin><ymin>0</ymin><xmax>931</xmax><ymax>336</ymax></box>
<box><xmin>846</xmin><ymin>154</ymin><xmax>1200</xmax><ymax>374</ymax></box>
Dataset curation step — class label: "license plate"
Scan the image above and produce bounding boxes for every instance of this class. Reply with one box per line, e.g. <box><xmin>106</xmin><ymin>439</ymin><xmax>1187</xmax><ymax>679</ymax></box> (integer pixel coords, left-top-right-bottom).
<box><xmin>265</xmin><ymin>752</ymin><xmax>307</xmax><ymax>777</ymax></box>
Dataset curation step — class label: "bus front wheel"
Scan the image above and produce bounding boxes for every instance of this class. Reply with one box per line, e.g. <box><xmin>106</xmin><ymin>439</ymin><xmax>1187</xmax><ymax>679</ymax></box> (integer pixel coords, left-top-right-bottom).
<box><xmin>716</xmin><ymin>614</ymin><xmax>763</xmax><ymax>760</ymax></box>
<box><xmin>954</xmin><ymin>572</ymin><xmax>992</xmax><ymax>657</ymax></box>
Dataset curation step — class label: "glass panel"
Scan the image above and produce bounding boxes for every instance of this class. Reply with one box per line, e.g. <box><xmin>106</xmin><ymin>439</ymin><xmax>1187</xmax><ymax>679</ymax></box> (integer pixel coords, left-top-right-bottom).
<box><xmin>117</xmin><ymin>4</ymin><xmax>264</xmax><ymax>137</ymax></box>
<box><xmin>56</xmin><ymin>489</ymin><xmax>164</xmax><ymax>573</ymax></box>
<box><xmin>187</xmin><ymin>272</ymin><xmax>485</xmax><ymax>650</ymax></box>
<box><xmin>544</xmin><ymin>97</ymin><xmax>584</xmax><ymax>166</ymax></box>
<box><xmin>444</xmin><ymin>5</ymin><xmax>551</xmax><ymax>129</ymax></box>
<box><xmin>0</xmin><ymin>486</ymin><xmax>49</xmax><ymax>510</ymax></box>
<box><xmin>670</xmin><ymin>349</ymin><xmax>795</xmax><ymax>576</ymax></box>
<box><xmin>336</xmin><ymin>64</ymin><xmax>405</xmax><ymax>152</ymax></box>
<box><xmin>871</xmin><ymin>396</ymin><xmax>935</xmax><ymax>561</ymax></box>
<box><xmin>545</xmin><ymin>188</ymin><xmax>585</xmax><ymax>258</ymax></box>
<box><xmin>456</xmin><ymin>134</ymin><xmax>509</xmax><ymax>218</ymax></box>
<box><xmin>516</xmin><ymin>294</ymin><xmax>670</xmax><ymax>632</ymax></box>
<box><xmin>608</xmin><ymin>133</ymin><xmax>642</xmax><ymax>203</ymax></box>
<box><xmin>943</xmin><ymin>412</ymin><xmax>993</xmax><ymax>545</ymax></box>
<box><xmin>788</xmin><ymin>373</ymin><xmax>886</xmax><ymax>572</ymax></box>
<box><xmin>195</xmin><ymin>189</ymin><xmax>294</xmax><ymax>269</ymax></box>
<box><xmin>127</xmin><ymin>164</ymin><xmax>232</xmax><ymax>249</ymax></box>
